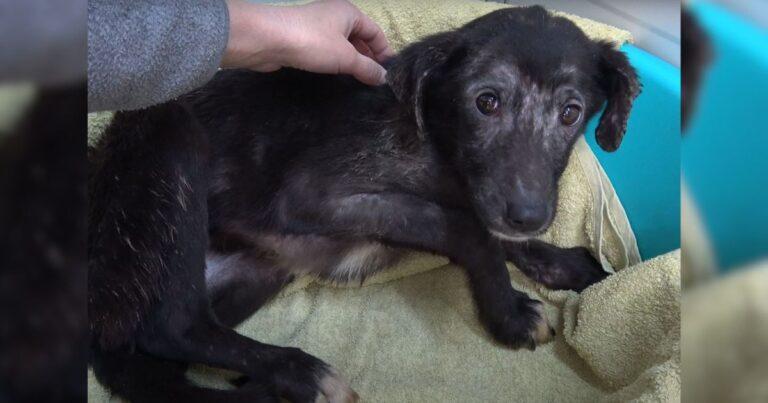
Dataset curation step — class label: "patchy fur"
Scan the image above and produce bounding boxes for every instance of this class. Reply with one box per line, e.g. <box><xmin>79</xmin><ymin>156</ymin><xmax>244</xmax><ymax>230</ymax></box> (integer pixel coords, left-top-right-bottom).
<box><xmin>89</xmin><ymin>7</ymin><xmax>638</xmax><ymax>402</ymax></box>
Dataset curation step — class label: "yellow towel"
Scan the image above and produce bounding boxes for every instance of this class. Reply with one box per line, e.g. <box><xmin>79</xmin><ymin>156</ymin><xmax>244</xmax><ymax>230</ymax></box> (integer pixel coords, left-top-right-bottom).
<box><xmin>682</xmin><ymin>262</ymin><xmax>768</xmax><ymax>402</ymax></box>
<box><xmin>564</xmin><ymin>251</ymin><xmax>681</xmax><ymax>402</ymax></box>
<box><xmin>88</xmin><ymin>1</ymin><xmax>681</xmax><ymax>402</ymax></box>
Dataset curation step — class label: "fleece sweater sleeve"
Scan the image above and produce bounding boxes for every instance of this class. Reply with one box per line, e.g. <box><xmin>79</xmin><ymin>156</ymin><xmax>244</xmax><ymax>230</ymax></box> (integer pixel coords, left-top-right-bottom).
<box><xmin>0</xmin><ymin>1</ymin><xmax>87</xmax><ymax>86</ymax></box>
<box><xmin>87</xmin><ymin>0</ymin><xmax>229</xmax><ymax>112</ymax></box>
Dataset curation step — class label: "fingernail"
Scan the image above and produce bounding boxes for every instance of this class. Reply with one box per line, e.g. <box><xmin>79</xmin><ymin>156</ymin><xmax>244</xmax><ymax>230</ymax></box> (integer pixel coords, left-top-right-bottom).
<box><xmin>378</xmin><ymin>67</ymin><xmax>388</xmax><ymax>85</ymax></box>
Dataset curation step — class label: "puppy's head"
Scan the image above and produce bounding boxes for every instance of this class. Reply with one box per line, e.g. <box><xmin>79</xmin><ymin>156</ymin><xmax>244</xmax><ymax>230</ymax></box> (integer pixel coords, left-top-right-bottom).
<box><xmin>387</xmin><ymin>6</ymin><xmax>640</xmax><ymax>240</ymax></box>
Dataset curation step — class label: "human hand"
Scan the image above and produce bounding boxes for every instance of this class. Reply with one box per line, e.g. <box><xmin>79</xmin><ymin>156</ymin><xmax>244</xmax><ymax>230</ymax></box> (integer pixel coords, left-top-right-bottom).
<box><xmin>223</xmin><ymin>0</ymin><xmax>394</xmax><ymax>85</ymax></box>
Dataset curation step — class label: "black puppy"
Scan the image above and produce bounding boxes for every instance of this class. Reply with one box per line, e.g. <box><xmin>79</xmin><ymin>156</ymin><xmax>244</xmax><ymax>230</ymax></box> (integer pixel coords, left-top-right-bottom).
<box><xmin>89</xmin><ymin>6</ymin><xmax>639</xmax><ymax>402</ymax></box>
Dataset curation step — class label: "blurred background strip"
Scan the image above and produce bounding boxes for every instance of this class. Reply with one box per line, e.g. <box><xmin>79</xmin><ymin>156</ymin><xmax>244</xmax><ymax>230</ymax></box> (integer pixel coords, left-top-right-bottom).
<box><xmin>683</xmin><ymin>1</ymin><xmax>768</xmax><ymax>271</ymax></box>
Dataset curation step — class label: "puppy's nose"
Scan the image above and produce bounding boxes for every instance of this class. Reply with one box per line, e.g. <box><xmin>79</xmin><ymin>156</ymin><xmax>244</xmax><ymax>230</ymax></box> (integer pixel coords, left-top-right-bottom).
<box><xmin>506</xmin><ymin>201</ymin><xmax>548</xmax><ymax>233</ymax></box>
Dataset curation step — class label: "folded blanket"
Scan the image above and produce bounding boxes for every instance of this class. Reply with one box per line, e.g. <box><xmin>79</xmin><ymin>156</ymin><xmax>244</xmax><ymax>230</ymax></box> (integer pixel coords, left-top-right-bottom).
<box><xmin>564</xmin><ymin>251</ymin><xmax>680</xmax><ymax>402</ymax></box>
<box><xmin>682</xmin><ymin>261</ymin><xmax>768</xmax><ymax>402</ymax></box>
<box><xmin>88</xmin><ymin>1</ymin><xmax>681</xmax><ymax>402</ymax></box>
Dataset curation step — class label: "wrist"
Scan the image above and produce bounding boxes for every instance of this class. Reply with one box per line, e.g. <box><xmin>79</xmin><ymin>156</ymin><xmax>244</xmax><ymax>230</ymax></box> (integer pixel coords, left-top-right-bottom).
<box><xmin>221</xmin><ymin>0</ymin><xmax>287</xmax><ymax>70</ymax></box>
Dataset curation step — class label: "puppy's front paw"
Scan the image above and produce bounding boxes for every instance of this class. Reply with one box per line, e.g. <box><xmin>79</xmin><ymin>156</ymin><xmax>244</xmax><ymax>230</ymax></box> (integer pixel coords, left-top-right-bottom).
<box><xmin>484</xmin><ymin>297</ymin><xmax>554</xmax><ymax>350</ymax></box>
<box><xmin>555</xmin><ymin>247</ymin><xmax>609</xmax><ymax>292</ymax></box>
<box><xmin>315</xmin><ymin>367</ymin><xmax>359</xmax><ymax>403</ymax></box>
<box><xmin>510</xmin><ymin>245</ymin><xmax>609</xmax><ymax>292</ymax></box>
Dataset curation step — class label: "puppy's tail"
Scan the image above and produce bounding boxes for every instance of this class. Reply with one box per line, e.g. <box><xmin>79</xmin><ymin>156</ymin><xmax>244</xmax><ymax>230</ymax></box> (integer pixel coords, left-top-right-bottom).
<box><xmin>90</xmin><ymin>346</ymin><xmax>276</xmax><ymax>403</ymax></box>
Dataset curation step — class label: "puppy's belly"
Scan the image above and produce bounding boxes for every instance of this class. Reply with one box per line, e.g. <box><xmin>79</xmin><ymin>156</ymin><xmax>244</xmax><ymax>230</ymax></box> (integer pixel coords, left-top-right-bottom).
<box><xmin>256</xmin><ymin>234</ymin><xmax>404</xmax><ymax>284</ymax></box>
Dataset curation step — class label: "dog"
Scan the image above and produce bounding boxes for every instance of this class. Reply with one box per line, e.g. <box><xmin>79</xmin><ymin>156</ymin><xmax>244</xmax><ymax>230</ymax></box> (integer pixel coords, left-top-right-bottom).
<box><xmin>89</xmin><ymin>6</ymin><xmax>639</xmax><ymax>402</ymax></box>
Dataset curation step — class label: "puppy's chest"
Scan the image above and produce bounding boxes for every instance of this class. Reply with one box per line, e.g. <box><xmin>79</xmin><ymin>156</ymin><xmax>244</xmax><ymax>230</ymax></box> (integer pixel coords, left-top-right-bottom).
<box><xmin>260</xmin><ymin>234</ymin><xmax>404</xmax><ymax>283</ymax></box>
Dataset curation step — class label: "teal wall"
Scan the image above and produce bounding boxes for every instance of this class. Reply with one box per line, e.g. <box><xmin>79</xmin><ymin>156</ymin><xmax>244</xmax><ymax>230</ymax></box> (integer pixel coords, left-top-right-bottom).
<box><xmin>683</xmin><ymin>3</ymin><xmax>768</xmax><ymax>270</ymax></box>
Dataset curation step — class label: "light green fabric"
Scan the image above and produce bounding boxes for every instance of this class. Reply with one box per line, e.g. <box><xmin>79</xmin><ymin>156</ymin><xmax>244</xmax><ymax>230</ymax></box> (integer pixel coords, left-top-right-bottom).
<box><xmin>682</xmin><ymin>262</ymin><xmax>768</xmax><ymax>403</ymax></box>
<box><xmin>88</xmin><ymin>1</ymin><xmax>682</xmax><ymax>402</ymax></box>
<box><xmin>0</xmin><ymin>83</ymin><xmax>36</xmax><ymax>135</ymax></box>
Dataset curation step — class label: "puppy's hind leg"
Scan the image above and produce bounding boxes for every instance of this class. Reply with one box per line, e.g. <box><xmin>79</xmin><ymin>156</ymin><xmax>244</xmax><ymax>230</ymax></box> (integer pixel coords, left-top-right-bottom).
<box><xmin>137</xmin><ymin>301</ymin><xmax>358</xmax><ymax>403</ymax></box>
<box><xmin>90</xmin><ymin>103</ymin><xmax>281</xmax><ymax>402</ymax></box>
<box><xmin>90</xmin><ymin>103</ymin><xmax>355</xmax><ymax>403</ymax></box>
<box><xmin>91</xmin><ymin>347</ymin><xmax>277</xmax><ymax>403</ymax></box>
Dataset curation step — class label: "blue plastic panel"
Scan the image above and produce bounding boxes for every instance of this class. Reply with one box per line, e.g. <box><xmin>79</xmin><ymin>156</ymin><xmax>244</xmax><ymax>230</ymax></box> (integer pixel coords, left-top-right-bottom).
<box><xmin>683</xmin><ymin>3</ymin><xmax>768</xmax><ymax>270</ymax></box>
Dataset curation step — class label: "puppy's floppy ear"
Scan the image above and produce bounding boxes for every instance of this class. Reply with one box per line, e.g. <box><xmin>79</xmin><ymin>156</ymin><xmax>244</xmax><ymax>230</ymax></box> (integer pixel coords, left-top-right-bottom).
<box><xmin>386</xmin><ymin>32</ymin><xmax>462</xmax><ymax>140</ymax></box>
<box><xmin>594</xmin><ymin>42</ymin><xmax>641</xmax><ymax>152</ymax></box>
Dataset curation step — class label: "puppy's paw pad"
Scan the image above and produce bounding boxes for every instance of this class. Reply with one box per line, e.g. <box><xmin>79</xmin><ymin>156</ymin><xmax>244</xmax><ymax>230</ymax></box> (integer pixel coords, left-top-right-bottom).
<box><xmin>315</xmin><ymin>368</ymin><xmax>358</xmax><ymax>403</ymax></box>
<box><xmin>484</xmin><ymin>297</ymin><xmax>555</xmax><ymax>350</ymax></box>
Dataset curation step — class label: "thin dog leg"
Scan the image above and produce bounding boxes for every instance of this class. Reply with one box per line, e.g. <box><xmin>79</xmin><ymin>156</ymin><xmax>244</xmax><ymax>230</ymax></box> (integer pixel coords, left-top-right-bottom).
<box><xmin>91</xmin><ymin>347</ymin><xmax>278</xmax><ymax>403</ymax></box>
<box><xmin>90</xmin><ymin>103</ymin><xmax>356</xmax><ymax>402</ymax></box>
<box><xmin>137</xmin><ymin>306</ymin><xmax>356</xmax><ymax>403</ymax></box>
<box><xmin>504</xmin><ymin>239</ymin><xmax>608</xmax><ymax>292</ymax></box>
<box><xmin>278</xmin><ymin>192</ymin><xmax>554</xmax><ymax>349</ymax></box>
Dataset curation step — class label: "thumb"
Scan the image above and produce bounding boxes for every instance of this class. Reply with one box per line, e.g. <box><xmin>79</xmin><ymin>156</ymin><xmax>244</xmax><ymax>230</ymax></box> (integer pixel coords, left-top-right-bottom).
<box><xmin>348</xmin><ymin>52</ymin><xmax>387</xmax><ymax>86</ymax></box>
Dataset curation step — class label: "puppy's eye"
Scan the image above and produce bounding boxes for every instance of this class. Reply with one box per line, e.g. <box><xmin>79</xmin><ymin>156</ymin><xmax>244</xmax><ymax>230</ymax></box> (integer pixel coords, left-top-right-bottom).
<box><xmin>476</xmin><ymin>93</ymin><xmax>499</xmax><ymax>115</ymax></box>
<box><xmin>560</xmin><ymin>104</ymin><xmax>582</xmax><ymax>126</ymax></box>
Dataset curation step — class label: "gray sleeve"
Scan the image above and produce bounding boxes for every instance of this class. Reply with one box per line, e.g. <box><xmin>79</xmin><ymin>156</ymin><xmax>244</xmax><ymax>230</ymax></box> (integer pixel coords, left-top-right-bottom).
<box><xmin>87</xmin><ymin>0</ymin><xmax>229</xmax><ymax>112</ymax></box>
<box><xmin>0</xmin><ymin>0</ymin><xmax>87</xmax><ymax>86</ymax></box>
